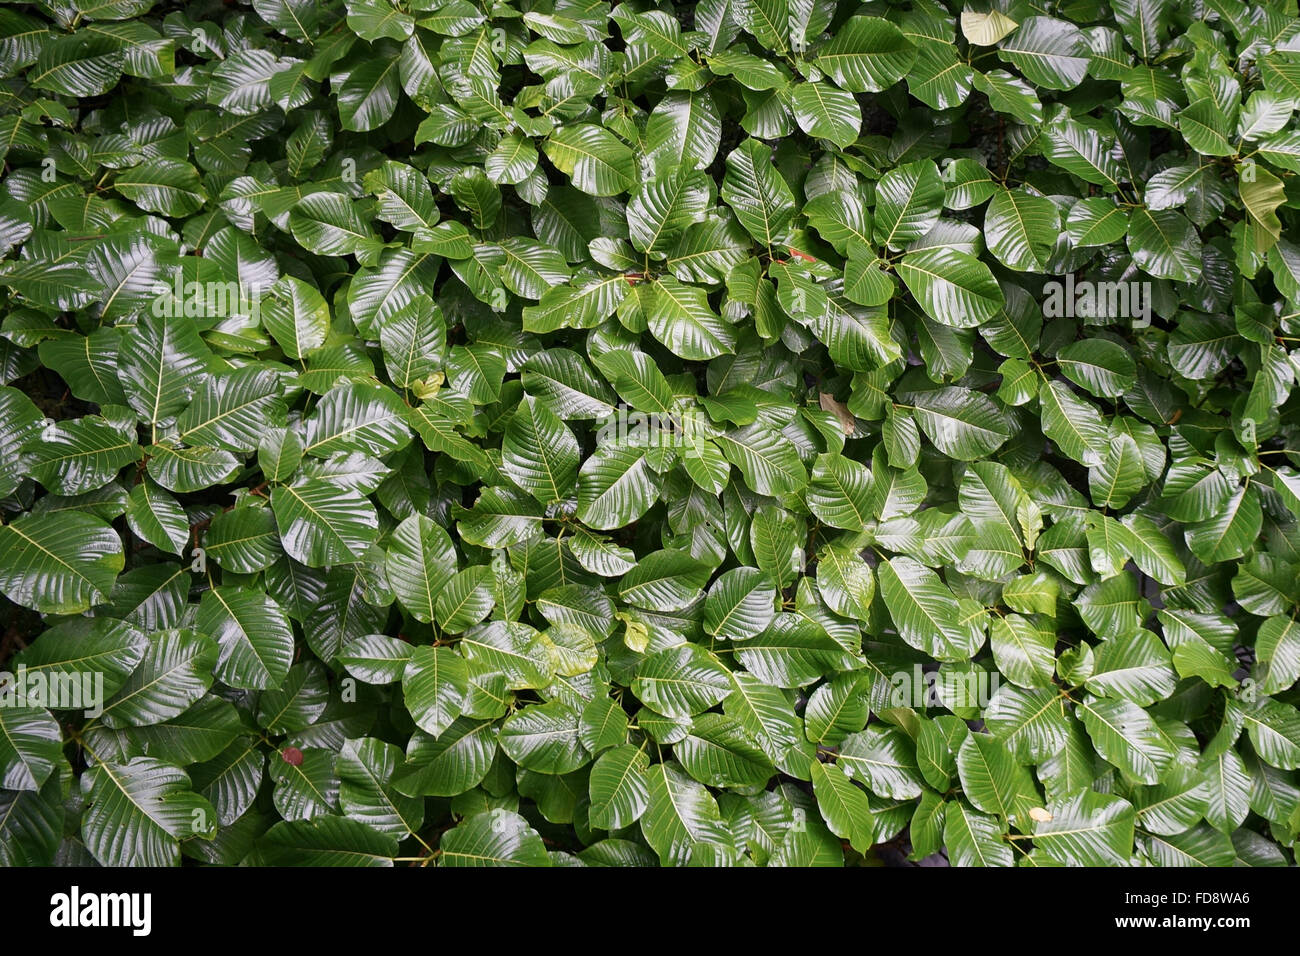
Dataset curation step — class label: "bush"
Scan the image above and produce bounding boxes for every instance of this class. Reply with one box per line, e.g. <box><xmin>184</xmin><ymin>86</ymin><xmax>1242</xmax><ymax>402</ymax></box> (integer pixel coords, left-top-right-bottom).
<box><xmin>0</xmin><ymin>0</ymin><xmax>1298</xmax><ymax>868</ymax></box>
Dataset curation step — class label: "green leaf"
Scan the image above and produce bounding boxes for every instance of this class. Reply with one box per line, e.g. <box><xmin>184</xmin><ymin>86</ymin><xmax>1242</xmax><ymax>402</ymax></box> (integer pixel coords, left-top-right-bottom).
<box><xmin>99</xmin><ymin>630</ymin><xmax>217</xmax><ymax>730</ymax></box>
<box><xmin>1041</xmin><ymin>110</ymin><xmax>1124</xmax><ymax>186</ymax></box>
<box><xmin>716</xmin><ymin>423</ymin><xmax>808</xmax><ymax>496</ymax></box>
<box><xmin>272</xmin><ymin>478</ymin><xmax>380</xmax><ymax>567</ymax></box>
<box><xmin>81</xmin><ymin>758</ymin><xmax>216</xmax><ymax>867</ymax></box>
<box><xmin>435</xmin><ymin>566</ymin><xmax>494</xmax><ymax>632</ymax></box>
<box><xmin>121</xmin><ymin>697</ymin><xmax>243</xmax><ymax>766</ymax></box>
<box><xmin>838</xmin><ymin>725</ymin><xmax>925</xmax><ymax>800</ymax></box>
<box><xmin>956</xmin><ymin>731</ymin><xmax>1036</xmax><ymax>821</ymax></box>
<box><xmin>703</xmin><ymin>566</ymin><xmax>777</xmax><ymax>640</ymax></box>
<box><xmin>337</xmin><ymin>59</ymin><xmax>401</xmax><ymax>132</ymax></box>
<box><xmin>641</xmin><ymin>761</ymin><xmax>730</xmax><ymax>865</ymax></box>
<box><xmin>0</xmin><ymin>706</ymin><xmax>61</xmax><ymax>791</ymax></box>
<box><xmin>460</xmin><ymin>623</ymin><xmax>554</xmax><ymax>691</ymax></box>
<box><xmin>256</xmin><ymin>817</ymin><xmax>397</xmax><ymax>866</ymax></box>
<box><xmin>1127</xmin><ymin>208</ymin><xmax>1201</xmax><ymax>282</ymax></box>
<box><xmin>205</xmin><ymin>506</ymin><xmax>280</xmax><ymax>573</ymax></box>
<box><xmin>632</xmin><ymin>643</ymin><xmax>733</xmax><ymax>718</ymax></box>
<box><xmin>907</xmin><ymin>40</ymin><xmax>974</xmax><ymax>111</ymax></box>
<box><xmin>178</xmin><ymin>367</ymin><xmax>286</xmax><ymax>452</ymax></box>
<box><xmin>498</xmin><ymin>237</ymin><xmax>572</xmax><ymax>300</ymax></box>
<box><xmin>261</xmin><ymin>276</ymin><xmax>330</xmax><ymax>359</ymax></box>
<box><xmin>118</xmin><ymin>311</ymin><xmax>212</xmax><ymax>426</ymax></box>
<box><xmin>733</xmin><ymin>0</ymin><xmax>790</xmax><ymax>52</ymax></box>
<box><xmin>898</xmin><ymin>385</ymin><xmax>1013</xmax><ymax>461</ymax></box>
<box><xmin>346</xmin><ymin>0</ymin><xmax>414</xmax><ymax>41</ymax></box>
<box><xmin>30</xmin><ymin>35</ymin><xmax>122</xmax><ymax>97</ymax></box>
<box><xmin>197</xmin><ymin>586</ymin><xmax>295</xmax><ymax>690</ymax></box>
<box><xmin>989</xmin><ymin>615</ymin><xmax>1056</xmax><ymax>689</ymax></box>
<box><xmin>392</xmin><ymin>718</ymin><xmax>499</xmax><ymax>797</ymax></box>
<box><xmin>1066</xmin><ymin>198</ymin><xmax>1130</xmax><ymax>246</ymax></box>
<box><xmin>399</xmin><ymin>647</ymin><xmax>468</xmax><ymax>740</ymax></box>
<box><xmin>269</xmin><ymin>745</ymin><xmax>339</xmax><ymax>820</ymax></box>
<box><xmin>114</xmin><ymin>159</ymin><xmax>207</xmax><ymax>216</ymax></box>
<box><xmin>1132</xmin><ymin>764</ymin><xmax>1211</xmax><ymax>836</ymax></box>
<box><xmin>1084</xmin><ymin>628</ymin><xmax>1177</xmax><ymax>705</ymax></box>
<box><xmin>806</xmin><ymin>453</ymin><xmax>873</xmax><ymax>531</ymax></box>
<box><xmin>26</xmin><ymin>416</ymin><xmax>139</xmax><ymax>495</ymax></box>
<box><xmin>806</xmin><ymin>673</ymin><xmax>871</xmax><ymax>745</ymax></box>
<box><xmin>897</xmin><ymin>247</ymin><xmax>1004</xmax><ymax>327</ymax></box>
<box><xmin>944</xmin><ymin>799</ymin><xmax>1013</xmax><ymax>867</ymax></box>
<box><xmin>1078</xmin><ymin>695</ymin><xmax>1177</xmax><ymax>784</ymax></box>
<box><xmin>440</xmin><ymin>810</ymin><xmax>551</xmax><ymax>866</ymax></box>
<box><xmin>791</xmin><ymin>81</ymin><xmax>861</xmax><ymax>149</ymax></box>
<box><xmin>873</xmin><ymin>159</ymin><xmax>944</xmax><ymax>251</ymax></box>
<box><xmin>1179</xmin><ymin>98</ymin><xmax>1234</xmax><ymax>156</ymax></box>
<box><xmin>11</xmin><ymin>618</ymin><xmax>147</xmax><ymax>702</ymax></box>
<box><xmin>544</xmin><ymin>124</ymin><xmax>636</xmax><ymax>197</ymax></box>
<box><xmin>1241</xmin><ymin>700</ymin><xmax>1300</xmax><ymax>770</ymax></box>
<box><xmin>973</xmin><ymin>70</ymin><xmax>1043</xmax><ymax>125</ymax></box>
<box><xmin>147</xmin><ymin>444</ymin><xmax>242</xmax><ymax>494</ymax></box>
<box><xmin>1038</xmin><ymin>380</ymin><xmax>1109</xmax><ymax>467</ymax></box>
<box><xmin>722</xmin><ymin>138</ymin><xmax>797</xmax><ymax>249</ymax></box>
<box><xmin>385</xmin><ymin>513</ymin><xmax>457</xmax><ymax>623</ymax></box>
<box><xmin>984</xmin><ymin>187</ymin><xmax>1057</xmax><ymax>272</ymax></box>
<box><xmin>126</xmin><ymin>480</ymin><xmax>189</xmax><ymax>555</ymax></box>
<box><xmin>984</xmin><ymin>684</ymin><xmax>1071</xmax><ymax>763</ymax></box>
<box><xmin>588</xmin><ymin>744</ymin><xmax>650</xmax><ymax>830</ymax></box>
<box><xmin>1185</xmin><ymin>484</ymin><xmax>1261</xmax><ymax>564</ymax></box>
<box><xmin>627</xmin><ymin>170</ymin><xmax>711</xmax><ymax>256</ymax></box>
<box><xmin>499</xmin><ymin>697</ymin><xmax>588</xmax><ymax>774</ymax></box>
<box><xmin>815</xmin><ymin>17</ymin><xmax>915</xmax><ymax>93</ymax></box>
<box><xmin>0</xmin><ymin>512</ymin><xmax>124</xmax><ymax>614</ymax></box>
<box><xmin>998</xmin><ymin>17</ymin><xmax>1090</xmax><ymax>90</ymax></box>
<box><xmin>576</xmin><ymin>444</ymin><xmax>657</xmax><ymax>530</ymax></box>
<box><xmin>1032</xmin><ymin>791</ymin><xmax>1135</xmax><ymax>866</ymax></box>
<box><xmin>0</xmin><ymin>781</ymin><xmax>61</xmax><ymax>866</ymax></box>
<box><xmin>809</xmin><ymin>760</ymin><xmax>874</xmax><ymax>852</ymax></box>
<box><xmin>1057</xmin><ymin>340</ymin><xmax>1136</xmax><ymax>398</ymax></box>
<box><xmin>648</xmin><ymin>276</ymin><xmax>738</xmax><ymax>360</ymax></box>
<box><xmin>1256</xmin><ymin>615</ymin><xmax>1300</xmax><ymax>696</ymax></box>
<box><xmin>501</xmin><ymin>395</ymin><xmax>581</xmax><ymax>505</ymax></box>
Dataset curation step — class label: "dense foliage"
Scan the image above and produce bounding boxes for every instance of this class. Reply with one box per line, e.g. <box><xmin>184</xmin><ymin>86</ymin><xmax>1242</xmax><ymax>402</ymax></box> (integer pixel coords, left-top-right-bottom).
<box><xmin>1</xmin><ymin>0</ymin><xmax>1300</xmax><ymax>868</ymax></box>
